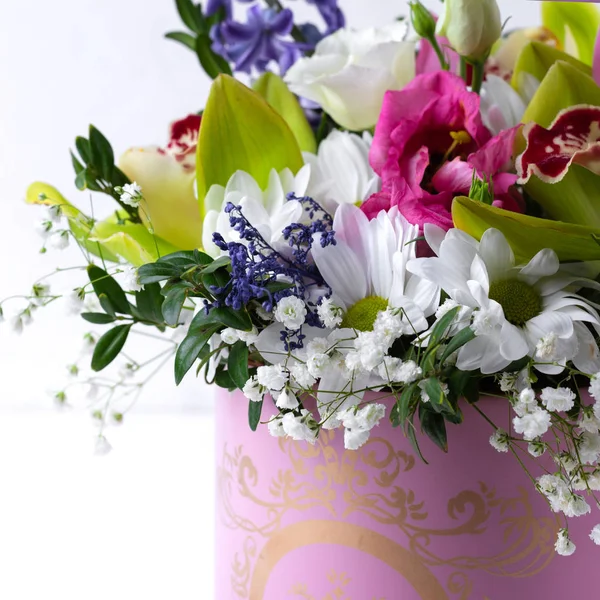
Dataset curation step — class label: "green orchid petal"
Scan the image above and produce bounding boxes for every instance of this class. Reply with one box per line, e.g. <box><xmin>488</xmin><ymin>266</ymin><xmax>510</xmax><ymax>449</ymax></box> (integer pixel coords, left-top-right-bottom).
<box><xmin>119</xmin><ymin>147</ymin><xmax>202</xmax><ymax>250</ymax></box>
<box><xmin>542</xmin><ymin>2</ymin><xmax>600</xmax><ymax>65</ymax></box>
<box><xmin>196</xmin><ymin>74</ymin><xmax>304</xmax><ymax>217</ymax></box>
<box><xmin>90</xmin><ymin>216</ymin><xmax>179</xmax><ymax>267</ymax></box>
<box><xmin>26</xmin><ymin>182</ymin><xmax>120</xmax><ymax>263</ymax></box>
<box><xmin>511</xmin><ymin>41</ymin><xmax>591</xmax><ymax>96</ymax></box>
<box><xmin>452</xmin><ymin>196</ymin><xmax>600</xmax><ymax>263</ymax></box>
<box><xmin>519</xmin><ymin>61</ymin><xmax>600</xmax><ymax>227</ymax></box>
<box><xmin>253</xmin><ymin>72</ymin><xmax>316</xmax><ymax>154</ymax></box>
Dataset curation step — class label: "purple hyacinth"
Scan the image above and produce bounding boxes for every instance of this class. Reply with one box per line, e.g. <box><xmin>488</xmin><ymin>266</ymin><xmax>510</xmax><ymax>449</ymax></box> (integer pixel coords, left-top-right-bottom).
<box><xmin>211</xmin><ymin>5</ymin><xmax>302</xmax><ymax>74</ymax></box>
<box><xmin>305</xmin><ymin>0</ymin><xmax>345</xmax><ymax>34</ymax></box>
<box><xmin>204</xmin><ymin>0</ymin><xmax>254</xmax><ymax>19</ymax></box>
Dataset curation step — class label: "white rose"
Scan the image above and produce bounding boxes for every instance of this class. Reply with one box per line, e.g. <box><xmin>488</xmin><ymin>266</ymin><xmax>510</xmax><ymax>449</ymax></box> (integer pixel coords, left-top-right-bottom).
<box><xmin>285</xmin><ymin>23</ymin><xmax>415</xmax><ymax>131</ymax></box>
<box><xmin>436</xmin><ymin>0</ymin><xmax>502</xmax><ymax>62</ymax></box>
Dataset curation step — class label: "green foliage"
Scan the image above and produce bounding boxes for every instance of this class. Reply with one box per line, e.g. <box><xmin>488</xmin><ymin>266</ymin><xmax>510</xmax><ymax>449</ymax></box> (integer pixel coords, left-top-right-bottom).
<box><xmin>248</xmin><ymin>399</ymin><xmax>263</xmax><ymax>432</ymax></box>
<box><xmin>166</xmin><ymin>0</ymin><xmax>232</xmax><ymax>79</ymax></box>
<box><xmin>71</xmin><ymin>126</ymin><xmax>138</xmax><ymax>222</ymax></box>
<box><xmin>175</xmin><ymin>325</ymin><xmax>220</xmax><ymax>385</ymax></box>
<box><xmin>228</xmin><ymin>341</ymin><xmax>250</xmax><ymax>390</ymax></box>
<box><xmin>91</xmin><ymin>324</ymin><xmax>132</xmax><ymax>371</ymax></box>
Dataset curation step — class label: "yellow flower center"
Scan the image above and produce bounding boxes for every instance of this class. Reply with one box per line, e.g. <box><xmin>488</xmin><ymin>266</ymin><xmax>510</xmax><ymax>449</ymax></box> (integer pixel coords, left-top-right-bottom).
<box><xmin>341</xmin><ymin>296</ymin><xmax>389</xmax><ymax>331</ymax></box>
<box><xmin>488</xmin><ymin>279</ymin><xmax>542</xmax><ymax>326</ymax></box>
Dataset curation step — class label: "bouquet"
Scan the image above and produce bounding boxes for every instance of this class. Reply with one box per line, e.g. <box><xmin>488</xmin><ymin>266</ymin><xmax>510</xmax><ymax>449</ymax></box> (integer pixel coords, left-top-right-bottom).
<box><xmin>7</xmin><ymin>0</ymin><xmax>600</xmax><ymax>557</ymax></box>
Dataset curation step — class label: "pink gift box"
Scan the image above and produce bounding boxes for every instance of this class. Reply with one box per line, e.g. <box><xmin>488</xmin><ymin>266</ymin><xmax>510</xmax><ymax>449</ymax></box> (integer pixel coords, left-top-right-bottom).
<box><xmin>215</xmin><ymin>389</ymin><xmax>596</xmax><ymax>599</ymax></box>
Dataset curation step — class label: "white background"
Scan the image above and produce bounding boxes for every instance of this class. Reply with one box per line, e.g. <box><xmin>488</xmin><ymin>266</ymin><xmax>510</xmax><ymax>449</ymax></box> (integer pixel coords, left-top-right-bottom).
<box><xmin>0</xmin><ymin>1</ymin><xmax>540</xmax><ymax>598</ymax></box>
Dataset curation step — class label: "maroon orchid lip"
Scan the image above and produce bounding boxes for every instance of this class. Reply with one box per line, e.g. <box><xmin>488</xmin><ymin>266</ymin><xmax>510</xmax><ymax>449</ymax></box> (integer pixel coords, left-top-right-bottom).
<box><xmin>517</xmin><ymin>104</ymin><xmax>600</xmax><ymax>185</ymax></box>
<box><xmin>164</xmin><ymin>114</ymin><xmax>202</xmax><ymax>160</ymax></box>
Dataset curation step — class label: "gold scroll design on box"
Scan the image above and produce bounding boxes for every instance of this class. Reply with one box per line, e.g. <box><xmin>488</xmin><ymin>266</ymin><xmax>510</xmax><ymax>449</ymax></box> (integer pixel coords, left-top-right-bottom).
<box><xmin>217</xmin><ymin>429</ymin><xmax>559</xmax><ymax>599</ymax></box>
<box><xmin>290</xmin><ymin>569</ymin><xmax>386</xmax><ymax>600</ymax></box>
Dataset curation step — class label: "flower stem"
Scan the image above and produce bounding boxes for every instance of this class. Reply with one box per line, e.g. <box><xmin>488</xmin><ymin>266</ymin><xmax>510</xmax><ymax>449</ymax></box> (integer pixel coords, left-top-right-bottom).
<box><xmin>470</xmin><ymin>60</ymin><xmax>485</xmax><ymax>94</ymax></box>
<box><xmin>429</xmin><ymin>36</ymin><xmax>449</xmax><ymax>71</ymax></box>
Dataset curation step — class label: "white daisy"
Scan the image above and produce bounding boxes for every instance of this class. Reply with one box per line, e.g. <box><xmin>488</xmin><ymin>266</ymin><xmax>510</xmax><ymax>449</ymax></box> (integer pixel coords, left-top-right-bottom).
<box><xmin>311</xmin><ymin>204</ymin><xmax>440</xmax><ymax>335</ymax></box>
<box><xmin>408</xmin><ymin>227</ymin><xmax>600</xmax><ymax>375</ymax></box>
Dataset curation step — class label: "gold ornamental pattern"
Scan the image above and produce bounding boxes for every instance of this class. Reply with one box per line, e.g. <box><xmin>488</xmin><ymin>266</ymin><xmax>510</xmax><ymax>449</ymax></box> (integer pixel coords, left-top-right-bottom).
<box><xmin>217</xmin><ymin>428</ymin><xmax>559</xmax><ymax>599</ymax></box>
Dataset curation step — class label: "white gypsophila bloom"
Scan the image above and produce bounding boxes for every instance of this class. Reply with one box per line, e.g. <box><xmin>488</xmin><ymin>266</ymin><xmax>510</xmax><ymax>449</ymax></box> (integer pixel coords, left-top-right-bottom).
<box><xmin>43</xmin><ymin>205</ymin><xmax>62</xmax><ymax>224</ymax></box>
<box><xmin>555</xmin><ymin>529</ymin><xmax>576</xmax><ymax>556</ymax></box>
<box><xmin>489</xmin><ymin>429</ymin><xmax>509</xmax><ymax>453</ymax></box>
<box><xmin>377</xmin><ymin>356</ymin><xmax>403</xmax><ymax>382</ymax></box>
<box><xmin>119</xmin><ymin>363</ymin><xmax>137</xmax><ymax>380</ymax></box>
<box><xmin>408</xmin><ymin>227</ymin><xmax>600</xmax><ymax>376</ymax></box>
<box><xmin>94</xmin><ymin>435</ymin><xmax>113</xmax><ymax>457</ymax></box>
<box><xmin>344</xmin><ymin>428</ymin><xmax>371</xmax><ymax>451</ymax></box>
<box><xmin>303</xmin><ymin>130</ymin><xmax>380</xmax><ymax>210</ymax></box>
<box><xmin>35</xmin><ymin>218</ymin><xmax>53</xmax><ymax>240</ymax></box>
<box><xmin>65</xmin><ymin>290</ymin><xmax>85</xmax><ymax>315</ymax></box>
<box><xmin>373</xmin><ymin>309</ymin><xmax>405</xmax><ymax>347</ymax></box>
<box><xmin>540</xmin><ymin>387</ymin><xmax>576</xmax><ymax>413</ymax></box>
<box><xmin>220</xmin><ymin>327</ymin><xmax>240</xmax><ymax>345</ymax></box>
<box><xmin>536</xmin><ymin>332</ymin><xmax>559</xmax><ymax>361</ymax></box>
<box><xmin>306</xmin><ymin>336</ymin><xmax>330</xmax><ymax>358</ymax></box>
<box><xmin>590</xmin><ymin>373</ymin><xmax>600</xmax><ymax>402</ymax></box>
<box><xmin>528</xmin><ymin>442</ymin><xmax>546</xmax><ymax>457</ymax></box>
<box><xmin>87</xmin><ymin>384</ymin><xmax>100</xmax><ymax>401</ymax></box>
<box><xmin>122</xmin><ymin>266</ymin><xmax>142</xmax><ymax>292</ymax></box>
<box><xmin>202</xmin><ymin>167</ymin><xmax>309</xmax><ymax>257</ymax></box>
<box><xmin>317</xmin><ymin>297</ymin><xmax>343</xmax><ymax>328</ymax></box>
<box><xmin>256</xmin><ymin>364</ymin><xmax>288</xmax><ymax>392</ymax></box>
<box><xmin>344</xmin><ymin>350</ymin><xmax>364</xmax><ymax>374</ymax></box>
<box><xmin>589</xmin><ymin>472</ymin><xmax>600</xmax><ymax>491</ymax></box>
<box><xmin>590</xmin><ymin>525</ymin><xmax>600</xmax><ymax>545</ymax></box>
<box><xmin>354</xmin><ymin>331</ymin><xmax>387</xmax><ymax>372</ymax></box>
<box><xmin>285</xmin><ymin>22</ymin><xmax>415</xmax><ymax>131</ymax></box>
<box><xmin>578</xmin><ymin>432</ymin><xmax>600</xmax><ymax>465</ymax></box>
<box><xmin>307</xmin><ymin>353</ymin><xmax>331</xmax><ymax>379</ymax></box>
<box><xmin>49</xmin><ymin>231</ymin><xmax>69</xmax><ymax>250</ymax></box>
<box><xmin>513</xmin><ymin>407</ymin><xmax>551</xmax><ymax>440</ymax></box>
<box><xmin>119</xmin><ymin>182</ymin><xmax>142</xmax><ymax>207</ymax></box>
<box><xmin>256</xmin><ymin>304</ymin><xmax>274</xmax><ymax>322</ymax></box>
<box><xmin>242</xmin><ymin>376</ymin><xmax>264</xmax><ymax>403</ymax></box>
<box><xmin>555</xmin><ymin>452</ymin><xmax>578</xmax><ymax>475</ymax></box>
<box><xmin>289</xmin><ymin>362</ymin><xmax>316</xmax><ymax>388</ymax></box>
<box><xmin>564</xmin><ymin>495</ymin><xmax>591</xmax><ymax>518</ymax></box>
<box><xmin>580</xmin><ymin>412</ymin><xmax>600</xmax><ymax>433</ymax></box>
<box><xmin>267</xmin><ymin>417</ymin><xmax>286</xmax><ymax>438</ymax></box>
<box><xmin>238</xmin><ymin>326</ymin><xmax>259</xmax><ymax>346</ymax></box>
<box><xmin>396</xmin><ymin>360</ymin><xmax>422</xmax><ymax>384</ymax></box>
<box><xmin>31</xmin><ymin>283</ymin><xmax>50</xmax><ymax>307</ymax></box>
<box><xmin>282</xmin><ymin>410</ymin><xmax>318</xmax><ymax>444</ymax></box>
<box><xmin>274</xmin><ymin>296</ymin><xmax>307</xmax><ymax>331</ymax></box>
<box><xmin>276</xmin><ymin>388</ymin><xmax>299</xmax><ymax>410</ymax></box>
<box><xmin>9</xmin><ymin>315</ymin><xmax>24</xmax><ymax>335</ymax></box>
<box><xmin>537</xmin><ymin>474</ymin><xmax>570</xmax><ymax>513</ymax></box>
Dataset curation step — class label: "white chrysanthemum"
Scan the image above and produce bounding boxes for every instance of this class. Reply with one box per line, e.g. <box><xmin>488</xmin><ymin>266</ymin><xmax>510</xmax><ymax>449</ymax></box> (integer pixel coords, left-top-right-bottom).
<box><xmin>555</xmin><ymin>529</ymin><xmax>576</xmax><ymax>556</ymax></box>
<box><xmin>303</xmin><ymin>130</ymin><xmax>380</xmax><ymax>209</ymax></box>
<box><xmin>274</xmin><ymin>296</ymin><xmax>307</xmax><ymax>331</ymax></box>
<box><xmin>312</xmin><ymin>204</ymin><xmax>439</xmax><ymax>338</ymax></box>
<box><xmin>540</xmin><ymin>387</ymin><xmax>575</xmax><ymax>413</ymax></box>
<box><xmin>202</xmin><ymin>167</ymin><xmax>310</xmax><ymax>257</ymax></box>
<box><xmin>408</xmin><ymin>227</ymin><xmax>600</xmax><ymax>375</ymax></box>
<box><xmin>513</xmin><ymin>406</ymin><xmax>551</xmax><ymax>440</ymax></box>
<box><xmin>489</xmin><ymin>429</ymin><xmax>509</xmax><ymax>453</ymax></box>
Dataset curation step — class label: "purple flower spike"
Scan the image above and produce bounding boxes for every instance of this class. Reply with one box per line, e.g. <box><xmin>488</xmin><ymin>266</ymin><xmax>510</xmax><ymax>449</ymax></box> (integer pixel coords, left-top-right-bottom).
<box><xmin>211</xmin><ymin>5</ymin><xmax>300</xmax><ymax>74</ymax></box>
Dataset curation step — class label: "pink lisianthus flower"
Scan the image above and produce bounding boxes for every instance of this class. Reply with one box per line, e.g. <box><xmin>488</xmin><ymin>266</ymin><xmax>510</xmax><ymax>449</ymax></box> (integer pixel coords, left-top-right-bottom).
<box><xmin>362</xmin><ymin>71</ymin><xmax>523</xmax><ymax>234</ymax></box>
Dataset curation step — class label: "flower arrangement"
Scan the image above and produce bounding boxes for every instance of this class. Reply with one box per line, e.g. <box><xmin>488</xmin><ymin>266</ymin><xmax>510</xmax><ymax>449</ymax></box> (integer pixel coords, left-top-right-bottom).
<box><xmin>8</xmin><ymin>0</ymin><xmax>600</xmax><ymax>557</ymax></box>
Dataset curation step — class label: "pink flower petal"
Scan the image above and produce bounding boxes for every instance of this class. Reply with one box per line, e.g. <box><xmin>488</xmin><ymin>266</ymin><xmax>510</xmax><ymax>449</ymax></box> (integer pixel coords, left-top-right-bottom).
<box><xmin>516</xmin><ymin>105</ymin><xmax>600</xmax><ymax>184</ymax></box>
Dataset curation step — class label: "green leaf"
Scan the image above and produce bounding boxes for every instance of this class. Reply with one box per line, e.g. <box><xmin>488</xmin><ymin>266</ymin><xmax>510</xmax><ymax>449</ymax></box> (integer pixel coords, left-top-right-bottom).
<box><xmin>98</xmin><ymin>293</ymin><xmax>116</xmax><ymax>317</ymax></box>
<box><xmin>137</xmin><ymin>262</ymin><xmax>182</xmax><ymax>284</ymax></box>
<box><xmin>439</xmin><ymin>327</ymin><xmax>476</xmax><ymax>365</ymax></box>
<box><xmin>423</xmin><ymin>377</ymin><xmax>455</xmax><ymax>415</ymax></box>
<box><xmin>70</xmin><ymin>151</ymin><xmax>85</xmax><ymax>175</ymax></box>
<box><xmin>190</xmin><ymin>305</ymin><xmax>253</xmax><ymax>331</ymax></box>
<box><xmin>391</xmin><ymin>383</ymin><xmax>419</xmax><ymax>428</ymax></box>
<box><xmin>405</xmin><ymin>421</ymin><xmax>428</xmax><ymax>464</ymax></box>
<box><xmin>91</xmin><ymin>324</ymin><xmax>132</xmax><ymax>371</ymax></box>
<box><xmin>81</xmin><ymin>312</ymin><xmax>116</xmax><ymax>325</ymax></box>
<box><xmin>165</xmin><ymin>31</ymin><xmax>197</xmax><ymax>51</ymax></box>
<box><xmin>201</xmin><ymin>256</ymin><xmax>231</xmax><ymax>274</ymax></box>
<box><xmin>253</xmin><ymin>72</ymin><xmax>317</xmax><ymax>153</ymax></box>
<box><xmin>248</xmin><ymin>399</ymin><xmax>263</xmax><ymax>432</ymax></box>
<box><xmin>175</xmin><ymin>0</ymin><xmax>203</xmax><ymax>33</ymax></box>
<box><xmin>448</xmin><ymin>369</ymin><xmax>480</xmax><ymax>405</ymax></box>
<box><xmin>215</xmin><ymin>368</ymin><xmax>236</xmax><ymax>390</ymax></box>
<box><xmin>452</xmin><ymin>195</ymin><xmax>600</xmax><ymax>263</ymax></box>
<box><xmin>87</xmin><ymin>265</ymin><xmax>130</xmax><ymax>314</ymax></box>
<box><xmin>175</xmin><ymin>325</ymin><xmax>219</xmax><ymax>385</ymax></box>
<box><xmin>197</xmin><ymin>75</ymin><xmax>304</xmax><ymax>217</ymax></box>
<box><xmin>419</xmin><ymin>404</ymin><xmax>448</xmax><ymax>453</ymax></box>
<box><xmin>89</xmin><ymin>125</ymin><xmax>115</xmax><ymax>181</ymax></box>
<box><xmin>162</xmin><ymin>286</ymin><xmax>188</xmax><ymax>326</ymax></box>
<box><xmin>159</xmin><ymin>249</ymin><xmax>213</xmax><ymax>267</ymax></box>
<box><xmin>134</xmin><ymin>283</ymin><xmax>164</xmax><ymax>323</ymax></box>
<box><xmin>542</xmin><ymin>2</ymin><xmax>600</xmax><ymax>65</ymax></box>
<box><xmin>195</xmin><ymin>34</ymin><xmax>232</xmax><ymax>79</ymax></box>
<box><xmin>75</xmin><ymin>136</ymin><xmax>92</xmax><ymax>165</ymax></box>
<box><xmin>227</xmin><ymin>340</ymin><xmax>249</xmax><ymax>390</ymax></box>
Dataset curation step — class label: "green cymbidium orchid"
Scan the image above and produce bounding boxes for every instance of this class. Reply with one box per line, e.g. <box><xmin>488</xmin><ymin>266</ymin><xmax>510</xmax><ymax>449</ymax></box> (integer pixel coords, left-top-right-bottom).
<box><xmin>542</xmin><ymin>1</ymin><xmax>600</xmax><ymax>66</ymax></box>
<box><xmin>452</xmin><ymin>196</ymin><xmax>600</xmax><ymax>263</ymax></box>
<box><xmin>196</xmin><ymin>74</ymin><xmax>304</xmax><ymax>219</ymax></box>
<box><xmin>26</xmin><ymin>182</ymin><xmax>178</xmax><ymax>266</ymax></box>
